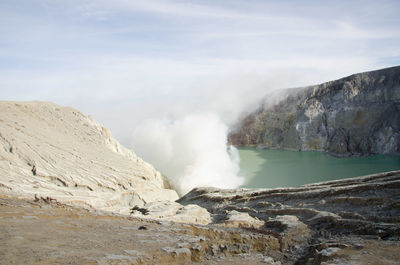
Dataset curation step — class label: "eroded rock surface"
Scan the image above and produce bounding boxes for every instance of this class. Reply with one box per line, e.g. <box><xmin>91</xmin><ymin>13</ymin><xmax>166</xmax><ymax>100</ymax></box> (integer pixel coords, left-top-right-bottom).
<box><xmin>0</xmin><ymin>197</ymin><xmax>287</xmax><ymax>265</ymax></box>
<box><xmin>229</xmin><ymin>66</ymin><xmax>400</xmax><ymax>156</ymax></box>
<box><xmin>131</xmin><ymin>201</ymin><xmax>211</xmax><ymax>225</ymax></box>
<box><xmin>221</xmin><ymin>210</ymin><xmax>265</xmax><ymax>228</ymax></box>
<box><xmin>178</xmin><ymin>170</ymin><xmax>400</xmax><ymax>264</ymax></box>
<box><xmin>0</xmin><ymin>101</ymin><xmax>178</xmax><ymax>214</ymax></box>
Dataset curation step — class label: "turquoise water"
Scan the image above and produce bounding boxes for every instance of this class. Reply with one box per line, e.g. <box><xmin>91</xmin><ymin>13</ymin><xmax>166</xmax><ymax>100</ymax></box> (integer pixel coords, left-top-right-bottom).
<box><xmin>237</xmin><ymin>147</ymin><xmax>400</xmax><ymax>188</ymax></box>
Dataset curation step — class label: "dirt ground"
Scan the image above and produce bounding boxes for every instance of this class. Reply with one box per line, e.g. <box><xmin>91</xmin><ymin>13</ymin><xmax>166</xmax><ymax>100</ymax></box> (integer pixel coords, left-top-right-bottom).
<box><xmin>1</xmin><ymin>196</ymin><xmax>399</xmax><ymax>265</ymax></box>
<box><xmin>0</xmin><ymin>197</ymin><xmax>284</xmax><ymax>265</ymax></box>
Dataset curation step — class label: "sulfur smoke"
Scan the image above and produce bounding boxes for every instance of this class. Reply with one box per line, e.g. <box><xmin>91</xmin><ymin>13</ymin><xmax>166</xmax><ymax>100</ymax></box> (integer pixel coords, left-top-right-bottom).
<box><xmin>131</xmin><ymin>112</ymin><xmax>244</xmax><ymax>195</ymax></box>
<box><xmin>128</xmin><ymin>71</ymin><xmax>316</xmax><ymax>195</ymax></box>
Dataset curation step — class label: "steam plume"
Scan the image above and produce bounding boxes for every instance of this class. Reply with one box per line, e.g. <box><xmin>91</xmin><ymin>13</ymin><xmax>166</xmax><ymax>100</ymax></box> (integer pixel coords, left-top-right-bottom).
<box><xmin>131</xmin><ymin>112</ymin><xmax>244</xmax><ymax>195</ymax></box>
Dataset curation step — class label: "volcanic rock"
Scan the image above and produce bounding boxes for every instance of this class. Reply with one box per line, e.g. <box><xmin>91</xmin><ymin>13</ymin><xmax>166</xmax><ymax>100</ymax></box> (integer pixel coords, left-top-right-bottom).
<box><xmin>229</xmin><ymin>66</ymin><xmax>400</xmax><ymax>156</ymax></box>
<box><xmin>0</xmin><ymin>101</ymin><xmax>179</xmax><ymax>214</ymax></box>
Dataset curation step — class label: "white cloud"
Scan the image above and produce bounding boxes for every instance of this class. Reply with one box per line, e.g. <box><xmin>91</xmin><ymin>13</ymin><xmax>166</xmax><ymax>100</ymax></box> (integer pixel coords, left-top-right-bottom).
<box><xmin>86</xmin><ymin>0</ymin><xmax>266</xmax><ymax>20</ymax></box>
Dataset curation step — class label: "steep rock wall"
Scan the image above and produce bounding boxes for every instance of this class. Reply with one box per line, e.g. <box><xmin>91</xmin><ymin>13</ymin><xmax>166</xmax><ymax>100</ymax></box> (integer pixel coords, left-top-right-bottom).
<box><xmin>229</xmin><ymin>66</ymin><xmax>400</xmax><ymax>156</ymax></box>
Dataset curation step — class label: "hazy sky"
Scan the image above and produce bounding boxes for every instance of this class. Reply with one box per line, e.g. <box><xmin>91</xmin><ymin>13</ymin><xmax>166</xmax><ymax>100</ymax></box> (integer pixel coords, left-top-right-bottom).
<box><xmin>1</xmin><ymin>0</ymin><xmax>400</xmax><ymax>142</ymax></box>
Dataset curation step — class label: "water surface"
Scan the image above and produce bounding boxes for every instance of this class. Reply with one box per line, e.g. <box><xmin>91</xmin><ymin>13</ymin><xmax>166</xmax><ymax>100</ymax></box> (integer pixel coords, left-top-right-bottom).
<box><xmin>238</xmin><ymin>147</ymin><xmax>400</xmax><ymax>188</ymax></box>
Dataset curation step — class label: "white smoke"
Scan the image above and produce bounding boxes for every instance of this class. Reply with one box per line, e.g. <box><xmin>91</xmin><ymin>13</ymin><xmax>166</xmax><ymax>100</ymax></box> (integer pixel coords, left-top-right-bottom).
<box><xmin>228</xmin><ymin>145</ymin><xmax>240</xmax><ymax>165</ymax></box>
<box><xmin>128</xmin><ymin>70</ymin><xmax>322</xmax><ymax>196</ymax></box>
<box><xmin>131</xmin><ymin>112</ymin><xmax>244</xmax><ymax>195</ymax></box>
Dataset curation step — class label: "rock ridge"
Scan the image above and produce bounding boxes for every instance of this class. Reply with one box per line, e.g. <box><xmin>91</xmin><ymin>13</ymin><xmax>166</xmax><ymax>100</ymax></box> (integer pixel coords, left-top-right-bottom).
<box><xmin>0</xmin><ymin>101</ymin><xmax>179</xmax><ymax>214</ymax></box>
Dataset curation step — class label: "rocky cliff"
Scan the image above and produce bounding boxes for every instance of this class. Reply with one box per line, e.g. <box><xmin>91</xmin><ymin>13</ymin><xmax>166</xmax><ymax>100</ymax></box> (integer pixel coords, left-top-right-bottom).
<box><xmin>229</xmin><ymin>66</ymin><xmax>400</xmax><ymax>156</ymax></box>
<box><xmin>0</xmin><ymin>101</ymin><xmax>178</xmax><ymax>214</ymax></box>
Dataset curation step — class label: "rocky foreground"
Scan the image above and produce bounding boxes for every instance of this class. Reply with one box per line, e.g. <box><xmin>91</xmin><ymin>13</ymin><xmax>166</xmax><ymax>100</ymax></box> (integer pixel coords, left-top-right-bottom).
<box><xmin>1</xmin><ymin>170</ymin><xmax>400</xmax><ymax>264</ymax></box>
<box><xmin>177</xmin><ymin>170</ymin><xmax>400</xmax><ymax>264</ymax></box>
<box><xmin>229</xmin><ymin>66</ymin><xmax>400</xmax><ymax>156</ymax></box>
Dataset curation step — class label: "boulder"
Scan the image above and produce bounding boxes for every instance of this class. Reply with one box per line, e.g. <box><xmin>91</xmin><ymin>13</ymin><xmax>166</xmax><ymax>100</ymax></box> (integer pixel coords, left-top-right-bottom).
<box><xmin>131</xmin><ymin>201</ymin><xmax>211</xmax><ymax>225</ymax></box>
<box><xmin>221</xmin><ymin>210</ymin><xmax>265</xmax><ymax>228</ymax></box>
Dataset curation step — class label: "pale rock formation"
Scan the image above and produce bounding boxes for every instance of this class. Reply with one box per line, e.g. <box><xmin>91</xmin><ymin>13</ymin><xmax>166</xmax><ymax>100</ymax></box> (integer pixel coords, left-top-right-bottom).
<box><xmin>0</xmin><ymin>101</ymin><xmax>178</xmax><ymax>214</ymax></box>
<box><xmin>131</xmin><ymin>200</ymin><xmax>211</xmax><ymax>225</ymax></box>
<box><xmin>262</xmin><ymin>256</ymin><xmax>282</xmax><ymax>265</ymax></box>
<box><xmin>222</xmin><ymin>210</ymin><xmax>265</xmax><ymax>228</ymax></box>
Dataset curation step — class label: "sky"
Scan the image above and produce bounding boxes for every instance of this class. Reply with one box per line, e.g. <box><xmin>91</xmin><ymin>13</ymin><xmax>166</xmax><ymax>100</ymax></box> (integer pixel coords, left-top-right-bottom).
<box><xmin>1</xmin><ymin>0</ymin><xmax>400</xmax><ymax>140</ymax></box>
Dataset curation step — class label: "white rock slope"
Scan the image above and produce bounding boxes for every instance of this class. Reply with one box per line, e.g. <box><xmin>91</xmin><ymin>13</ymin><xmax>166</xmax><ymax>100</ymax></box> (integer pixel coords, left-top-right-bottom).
<box><xmin>0</xmin><ymin>101</ymin><xmax>178</xmax><ymax>214</ymax></box>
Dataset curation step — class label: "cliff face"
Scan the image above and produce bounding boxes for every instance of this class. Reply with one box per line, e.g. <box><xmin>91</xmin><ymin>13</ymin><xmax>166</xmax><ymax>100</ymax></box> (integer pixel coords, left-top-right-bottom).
<box><xmin>0</xmin><ymin>101</ymin><xmax>178</xmax><ymax>214</ymax></box>
<box><xmin>229</xmin><ymin>66</ymin><xmax>400</xmax><ymax>156</ymax></box>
